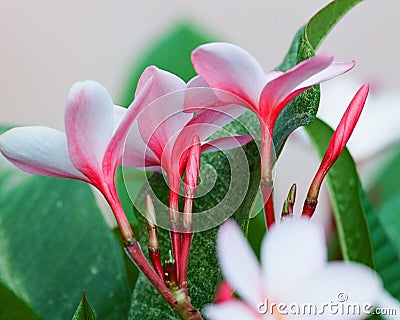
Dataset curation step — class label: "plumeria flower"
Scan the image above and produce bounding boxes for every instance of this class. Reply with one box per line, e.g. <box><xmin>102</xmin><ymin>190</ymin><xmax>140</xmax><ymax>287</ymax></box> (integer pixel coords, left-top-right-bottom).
<box><xmin>205</xmin><ymin>218</ymin><xmax>400</xmax><ymax>320</ymax></box>
<box><xmin>123</xmin><ymin>66</ymin><xmax>252</xmax><ymax>196</ymax></box>
<box><xmin>122</xmin><ymin>66</ymin><xmax>253</xmax><ymax>280</ymax></box>
<box><xmin>188</xmin><ymin>42</ymin><xmax>356</xmax><ymax>228</ymax></box>
<box><xmin>190</xmin><ymin>42</ymin><xmax>355</xmax><ymax>179</ymax></box>
<box><xmin>0</xmin><ymin>74</ymin><xmax>159</xmax><ymax>241</ymax></box>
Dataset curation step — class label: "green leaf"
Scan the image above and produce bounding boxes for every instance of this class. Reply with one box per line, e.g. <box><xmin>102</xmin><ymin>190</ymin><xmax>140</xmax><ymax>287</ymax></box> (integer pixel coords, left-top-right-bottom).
<box><xmin>72</xmin><ymin>292</ymin><xmax>96</xmax><ymax>320</ymax></box>
<box><xmin>305</xmin><ymin>118</ymin><xmax>374</xmax><ymax>267</ymax></box>
<box><xmin>0</xmin><ymin>282</ymin><xmax>41</xmax><ymax>320</ymax></box>
<box><xmin>129</xmin><ymin>115</ymin><xmax>261</xmax><ymax>319</ymax></box>
<box><xmin>363</xmin><ymin>194</ymin><xmax>400</xmax><ymax>300</ymax></box>
<box><xmin>119</xmin><ymin>23</ymin><xmax>214</xmax><ymax>107</ymax></box>
<box><xmin>368</xmin><ymin>145</ymin><xmax>400</xmax><ymax>205</ymax></box>
<box><xmin>0</xmin><ymin>162</ymin><xmax>130</xmax><ymax>319</ymax></box>
<box><xmin>274</xmin><ymin>0</ymin><xmax>364</xmax><ymax>155</ymax></box>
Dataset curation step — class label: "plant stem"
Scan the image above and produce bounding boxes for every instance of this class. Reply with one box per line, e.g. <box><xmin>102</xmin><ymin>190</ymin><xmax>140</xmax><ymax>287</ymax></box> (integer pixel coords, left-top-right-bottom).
<box><xmin>260</xmin><ymin>123</ymin><xmax>275</xmax><ymax>229</ymax></box>
<box><xmin>169</xmin><ymin>189</ymin><xmax>182</xmax><ymax>282</ymax></box>
<box><xmin>125</xmin><ymin>240</ymin><xmax>177</xmax><ymax>307</ymax></box>
<box><xmin>145</xmin><ymin>195</ymin><xmax>165</xmax><ymax>280</ymax></box>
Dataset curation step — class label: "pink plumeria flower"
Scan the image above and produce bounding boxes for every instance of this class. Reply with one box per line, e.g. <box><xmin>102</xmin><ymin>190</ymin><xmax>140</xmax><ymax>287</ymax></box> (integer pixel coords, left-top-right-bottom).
<box><xmin>188</xmin><ymin>42</ymin><xmax>356</xmax><ymax>229</ymax></box>
<box><xmin>0</xmin><ymin>76</ymin><xmax>157</xmax><ymax>241</ymax></box>
<box><xmin>205</xmin><ymin>218</ymin><xmax>399</xmax><ymax>320</ymax></box>
<box><xmin>189</xmin><ymin>42</ymin><xmax>355</xmax><ymax>180</ymax></box>
<box><xmin>122</xmin><ymin>66</ymin><xmax>253</xmax><ymax>199</ymax></box>
<box><xmin>121</xmin><ymin>66</ymin><xmax>252</xmax><ymax>281</ymax></box>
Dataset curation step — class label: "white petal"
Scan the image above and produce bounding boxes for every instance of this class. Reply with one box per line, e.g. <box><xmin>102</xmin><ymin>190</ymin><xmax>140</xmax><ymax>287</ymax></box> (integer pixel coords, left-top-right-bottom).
<box><xmin>375</xmin><ymin>288</ymin><xmax>400</xmax><ymax>320</ymax></box>
<box><xmin>261</xmin><ymin>218</ymin><xmax>326</xmax><ymax>301</ymax></box>
<box><xmin>217</xmin><ymin>220</ymin><xmax>265</xmax><ymax>308</ymax></box>
<box><xmin>204</xmin><ymin>300</ymin><xmax>262</xmax><ymax>320</ymax></box>
<box><xmin>0</xmin><ymin>126</ymin><xmax>86</xmax><ymax>180</ymax></box>
<box><xmin>113</xmin><ymin>105</ymin><xmax>126</xmax><ymax>130</ymax></box>
<box><xmin>122</xmin><ymin>120</ymin><xmax>160</xmax><ymax>170</ymax></box>
<box><xmin>284</xmin><ymin>262</ymin><xmax>383</xmax><ymax>320</ymax></box>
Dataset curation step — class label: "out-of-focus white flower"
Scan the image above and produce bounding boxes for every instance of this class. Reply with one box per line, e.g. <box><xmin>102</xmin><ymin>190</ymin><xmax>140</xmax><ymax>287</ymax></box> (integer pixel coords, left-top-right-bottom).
<box><xmin>205</xmin><ymin>218</ymin><xmax>400</xmax><ymax>320</ymax></box>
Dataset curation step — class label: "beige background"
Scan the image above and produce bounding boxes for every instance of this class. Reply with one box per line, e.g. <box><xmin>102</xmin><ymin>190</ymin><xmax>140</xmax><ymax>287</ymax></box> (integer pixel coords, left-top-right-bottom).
<box><xmin>1</xmin><ymin>0</ymin><xmax>398</xmax><ymax>130</ymax></box>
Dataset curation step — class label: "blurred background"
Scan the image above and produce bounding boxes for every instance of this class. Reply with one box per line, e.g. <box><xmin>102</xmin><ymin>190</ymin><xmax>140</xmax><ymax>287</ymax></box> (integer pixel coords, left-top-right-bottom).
<box><xmin>1</xmin><ymin>0</ymin><xmax>398</xmax><ymax>129</ymax></box>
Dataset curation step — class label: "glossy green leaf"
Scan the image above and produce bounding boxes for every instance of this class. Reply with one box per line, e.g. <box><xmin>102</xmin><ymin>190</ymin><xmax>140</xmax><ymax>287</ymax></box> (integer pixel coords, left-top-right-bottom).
<box><xmin>274</xmin><ymin>0</ymin><xmax>364</xmax><ymax>156</ymax></box>
<box><xmin>363</xmin><ymin>194</ymin><xmax>400</xmax><ymax>300</ymax></box>
<box><xmin>0</xmin><ymin>161</ymin><xmax>130</xmax><ymax>319</ymax></box>
<box><xmin>72</xmin><ymin>292</ymin><xmax>96</xmax><ymax>320</ymax></box>
<box><xmin>0</xmin><ymin>282</ymin><xmax>41</xmax><ymax>320</ymax></box>
<box><xmin>368</xmin><ymin>145</ymin><xmax>400</xmax><ymax>205</ymax></box>
<box><xmin>305</xmin><ymin>118</ymin><xmax>374</xmax><ymax>267</ymax></box>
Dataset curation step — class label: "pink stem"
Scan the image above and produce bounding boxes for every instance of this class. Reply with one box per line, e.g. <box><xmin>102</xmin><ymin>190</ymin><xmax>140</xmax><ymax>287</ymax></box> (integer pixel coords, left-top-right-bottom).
<box><xmin>169</xmin><ymin>189</ymin><xmax>181</xmax><ymax>283</ymax></box>
<box><xmin>125</xmin><ymin>241</ymin><xmax>177</xmax><ymax>307</ymax></box>
<box><xmin>260</xmin><ymin>122</ymin><xmax>275</xmax><ymax>229</ymax></box>
<box><xmin>179</xmin><ymin>135</ymin><xmax>200</xmax><ymax>286</ymax></box>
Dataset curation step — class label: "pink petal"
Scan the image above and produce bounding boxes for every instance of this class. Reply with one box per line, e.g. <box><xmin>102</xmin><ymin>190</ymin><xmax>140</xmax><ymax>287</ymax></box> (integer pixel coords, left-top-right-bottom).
<box><xmin>285</xmin><ymin>262</ymin><xmax>383</xmax><ymax>320</ymax></box>
<box><xmin>202</xmin><ymin>135</ymin><xmax>253</xmax><ymax>153</ymax></box>
<box><xmin>103</xmin><ymin>76</ymin><xmax>157</xmax><ymax>179</ymax></box>
<box><xmin>171</xmin><ymin>105</ymin><xmax>249</xmax><ymax>168</ymax></box>
<box><xmin>186</xmin><ymin>105</ymin><xmax>248</xmax><ymax>141</ymax></box>
<box><xmin>0</xmin><ymin>126</ymin><xmax>86</xmax><ymax>180</ymax></box>
<box><xmin>134</xmin><ymin>65</ymin><xmax>186</xmax><ymax>107</ymax></box>
<box><xmin>137</xmin><ymin>90</ymin><xmax>192</xmax><ymax>163</ymax></box>
<box><xmin>261</xmin><ymin>218</ymin><xmax>326</xmax><ymax>302</ymax></box>
<box><xmin>192</xmin><ymin>42</ymin><xmax>266</xmax><ymax>108</ymax></box>
<box><xmin>217</xmin><ymin>220</ymin><xmax>265</xmax><ymax>308</ymax></box>
<box><xmin>204</xmin><ymin>300</ymin><xmax>261</xmax><ymax>320</ymax></box>
<box><xmin>297</xmin><ymin>61</ymin><xmax>355</xmax><ymax>90</ymax></box>
<box><xmin>185</xmin><ymin>77</ymin><xmax>254</xmax><ymax>113</ymax></box>
<box><xmin>259</xmin><ymin>54</ymin><xmax>354</xmax><ymax>124</ymax></box>
<box><xmin>65</xmin><ymin>81</ymin><xmax>114</xmax><ymax>181</ymax></box>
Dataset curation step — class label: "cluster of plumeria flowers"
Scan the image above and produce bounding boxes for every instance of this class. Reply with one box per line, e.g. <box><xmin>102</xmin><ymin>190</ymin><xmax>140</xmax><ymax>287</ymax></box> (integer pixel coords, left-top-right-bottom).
<box><xmin>0</xmin><ymin>42</ymin><xmax>399</xmax><ymax>319</ymax></box>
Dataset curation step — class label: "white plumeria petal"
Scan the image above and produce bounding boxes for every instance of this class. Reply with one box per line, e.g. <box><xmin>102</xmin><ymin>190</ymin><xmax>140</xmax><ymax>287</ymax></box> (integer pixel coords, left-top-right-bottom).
<box><xmin>0</xmin><ymin>126</ymin><xmax>86</xmax><ymax>180</ymax></box>
<box><xmin>65</xmin><ymin>80</ymin><xmax>114</xmax><ymax>180</ymax></box>
<box><xmin>261</xmin><ymin>218</ymin><xmax>326</xmax><ymax>302</ymax></box>
<box><xmin>284</xmin><ymin>262</ymin><xmax>383</xmax><ymax>320</ymax></box>
<box><xmin>122</xmin><ymin>120</ymin><xmax>160</xmax><ymax>170</ymax></box>
<box><xmin>218</xmin><ymin>220</ymin><xmax>265</xmax><ymax>308</ymax></box>
<box><xmin>113</xmin><ymin>105</ymin><xmax>126</xmax><ymax>131</ymax></box>
<box><xmin>204</xmin><ymin>300</ymin><xmax>262</xmax><ymax>320</ymax></box>
<box><xmin>375</xmin><ymin>288</ymin><xmax>400</xmax><ymax>320</ymax></box>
